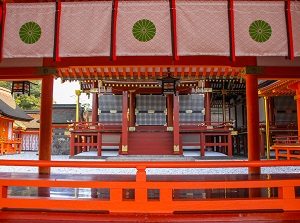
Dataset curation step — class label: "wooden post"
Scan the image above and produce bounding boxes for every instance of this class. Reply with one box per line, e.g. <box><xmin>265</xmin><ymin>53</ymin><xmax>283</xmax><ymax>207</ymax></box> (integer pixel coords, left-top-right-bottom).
<box><xmin>38</xmin><ymin>75</ymin><xmax>54</xmax><ymax>175</ymax></box>
<box><xmin>167</xmin><ymin>94</ymin><xmax>173</xmax><ymax>127</ymax></box>
<box><xmin>296</xmin><ymin>90</ymin><xmax>300</xmax><ymax>138</ymax></box>
<box><xmin>70</xmin><ymin>132</ymin><xmax>75</xmax><ymax>156</ymax></box>
<box><xmin>245</xmin><ymin>75</ymin><xmax>260</xmax><ymax>175</ymax></box>
<box><xmin>200</xmin><ymin>132</ymin><xmax>205</xmax><ymax>156</ymax></box>
<box><xmin>227</xmin><ymin>132</ymin><xmax>232</xmax><ymax>156</ymax></box>
<box><xmin>204</xmin><ymin>81</ymin><xmax>211</xmax><ymax>125</ymax></box>
<box><xmin>121</xmin><ymin>91</ymin><xmax>128</xmax><ymax>154</ymax></box>
<box><xmin>264</xmin><ymin>96</ymin><xmax>270</xmax><ymax>159</ymax></box>
<box><xmin>173</xmin><ymin>93</ymin><xmax>180</xmax><ymax>154</ymax></box>
<box><xmin>75</xmin><ymin>90</ymin><xmax>81</xmax><ymax>122</ymax></box>
<box><xmin>205</xmin><ymin>81</ymin><xmax>212</xmax><ymax>150</ymax></box>
<box><xmin>92</xmin><ymin>92</ymin><xmax>98</xmax><ymax>125</ymax></box>
<box><xmin>97</xmin><ymin>132</ymin><xmax>102</xmax><ymax>156</ymax></box>
<box><xmin>129</xmin><ymin>91</ymin><xmax>136</xmax><ymax>127</ymax></box>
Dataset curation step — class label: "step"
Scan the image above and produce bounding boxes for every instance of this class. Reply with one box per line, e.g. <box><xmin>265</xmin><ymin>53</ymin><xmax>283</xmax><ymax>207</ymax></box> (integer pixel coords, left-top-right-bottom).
<box><xmin>106</xmin><ymin>155</ymin><xmax>195</xmax><ymax>161</ymax></box>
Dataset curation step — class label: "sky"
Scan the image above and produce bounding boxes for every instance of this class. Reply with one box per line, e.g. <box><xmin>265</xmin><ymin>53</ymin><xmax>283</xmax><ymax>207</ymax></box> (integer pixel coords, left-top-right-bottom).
<box><xmin>53</xmin><ymin>78</ymin><xmax>92</xmax><ymax>105</ymax></box>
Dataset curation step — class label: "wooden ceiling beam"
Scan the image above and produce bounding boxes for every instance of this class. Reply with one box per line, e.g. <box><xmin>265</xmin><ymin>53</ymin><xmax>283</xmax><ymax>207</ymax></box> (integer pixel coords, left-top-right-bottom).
<box><xmin>244</xmin><ymin>66</ymin><xmax>300</xmax><ymax>80</ymax></box>
<box><xmin>1</xmin><ymin>65</ymin><xmax>299</xmax><ymax>81</ymax></box>
<box><xmin>47</xmin><ymin>56</ymin><xmax>257</xmax><ymax>68</ymax></box>
<box><xmin>1</xmin><ymin>0</ymin><xmax>15</xmax><ymax>3</ymax></box>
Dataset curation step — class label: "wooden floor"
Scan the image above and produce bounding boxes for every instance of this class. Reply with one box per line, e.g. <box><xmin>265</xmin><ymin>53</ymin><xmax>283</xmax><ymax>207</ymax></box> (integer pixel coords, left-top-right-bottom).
<box><xmin>1</xmin><ymin>210</ymin><xmax>300</xmax><ymax>222</ymax></box>
<box><xmin>1</xmin><ymin>172</ymin><xmax>300</xmax><ymax>199</ymax></box>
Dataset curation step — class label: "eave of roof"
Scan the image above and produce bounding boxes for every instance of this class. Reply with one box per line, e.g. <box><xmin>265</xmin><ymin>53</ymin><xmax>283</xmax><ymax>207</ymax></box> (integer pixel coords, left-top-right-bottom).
<box><xmin>258</xmin><ymin>80</ymin><xmax>298</xmax><ymax>97</ymax></box>
<box><xmin>0</xmin><ymin>88</ymin><xmax>33</xmax><ymax>121</ymax></box>
<box><xmin>56</xmin><ymin>66</ymin><xmax>244</xmax><ymax>82</ymax></box>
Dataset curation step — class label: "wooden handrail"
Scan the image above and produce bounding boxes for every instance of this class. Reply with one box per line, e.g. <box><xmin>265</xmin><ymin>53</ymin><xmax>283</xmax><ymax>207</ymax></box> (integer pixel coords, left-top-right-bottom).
<box><xmin>1</xmin><ymin>160</ymin><xmax>300</xmax><ymax>213</ymax></box>
<box><xmin>0</xmin><ymin>160</ymin><xmax>300</xmax><ymax>168</ymax></box>
<box><xmin>274</xmin><ymin>135</ymin><xmax>300</xmax><ymax>145</ymax></box>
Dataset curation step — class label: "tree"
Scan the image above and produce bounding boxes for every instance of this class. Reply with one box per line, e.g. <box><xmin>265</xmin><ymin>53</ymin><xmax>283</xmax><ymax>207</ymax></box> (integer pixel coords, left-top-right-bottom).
<box><xmin>0</xmin><ymin>80</ymin><xmax>42</xmax><ymax>110</ymax></box>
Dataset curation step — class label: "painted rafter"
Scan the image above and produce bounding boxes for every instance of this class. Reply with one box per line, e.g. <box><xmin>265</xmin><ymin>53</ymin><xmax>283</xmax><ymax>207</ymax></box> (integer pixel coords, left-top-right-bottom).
<box><xmin>56</xmin><ymin>65</ymin><xmax>244</xmax><ymax>82</ymax></box>
<box><xmin>258</xmin><ymin>80</ymin><xmax>298</xmax><ymax>96</ymax></box>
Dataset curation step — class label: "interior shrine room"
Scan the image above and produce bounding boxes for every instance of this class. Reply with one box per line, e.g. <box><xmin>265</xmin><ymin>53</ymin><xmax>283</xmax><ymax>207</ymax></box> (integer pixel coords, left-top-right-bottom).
<box><xmin>67</xmin><ymin>67</ymin><xmax>298</xmax><ymax>159</ymax></box>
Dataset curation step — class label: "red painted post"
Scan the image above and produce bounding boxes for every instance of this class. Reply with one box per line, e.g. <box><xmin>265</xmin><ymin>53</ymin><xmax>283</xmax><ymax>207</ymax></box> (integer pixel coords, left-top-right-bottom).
<box><xmin>200</xmin><ymin>132</ymin><xmax>205</xmax><ymax>156</ymax></box>
<box><xmin>296</xmin><ymin>90</ymin><xmax>300</xmax><ymax>138</ymax></box>
<box><xmin>167</xmin><ymin>94</ymin><xmax>173</xmax><ymax>127</ymax></box>
<box><xmin>136</xmin><ymin>166</ymin><xmax>146</xmax><ymax>182</ymax></box>
<box><xmin>245</xmin><ymin>75</ymin><xmax>260</xmax><ymax>175</ymax></box>
<box><xmin>205</xmin><ymin>81</ymin><xmax>212</xmax><ymax>150</ymax></box>
<box><xmin>97</xmin><ymin>132</ymin><xmax>102</xmax><ymax>156</ymax></box>
<box><xmin>228</xmin><ymin>132</ymin><xmax>232</xmax><ymax>156</ymax></box>
<box><xmin>205</xmin><ymin>81</ymin><xmax>211</xmax><ymax>125</ymax></box>
<box><xmin>121</xmin><ymin>91</ymin><xmax>128</xmax><ymax>154</ymax></box>
<box><xmin>260</xmin><ymin>132</ymin><xmax>265</xmax><ymax>157</ymax></box>
<box><xmin>173</xmin><ymin>93</ymin><xmax>180</xmax><ymax>154</ymax></box>
<box><xmin>129</xmin><ymin>91</ymin><xmax>135</xmax><ymax>127</ymax></box>
<box><xmin>1</xmin><ymin>186</ymin><xmax>7</xmax><ymax>198</ymax></box>
<box><xmin>38</xmin><ymin>75</ymin><xmax>54</xmax><ymax>175</ymax></box>
<box><xmin>92</xmin><ymin>92</ymin><xmax>98</xmax><ymax>125</ymax></box>
<box><xmin>70</xmin><ymin>132</ymin><xmax>75</xmax><ymax>156</ymax></box>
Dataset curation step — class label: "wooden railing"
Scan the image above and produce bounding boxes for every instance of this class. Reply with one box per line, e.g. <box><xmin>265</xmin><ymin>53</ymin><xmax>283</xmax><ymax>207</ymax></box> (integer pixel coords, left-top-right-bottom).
<box><xmin>0</xmin><ymin>138</ymin><xmax>22</xmax><ymax>155</ymax></box>
<box><xmin>180</xmin><ymin>121</ymin><xmax>234</xmax><ymax>156</ymax></box>
<box><xmin>274</xmin><ymin>136</ymin><xmax>300</xmax><ymax>145</ymax></box>
<box><xmin>0</xmin><ymin>160</ymin><xmax>300</xmax><ymax>213</ymax></box>
<box><xmin>69</xmin><ymin>122</ymin><xmax>122</xmax><ymax>131</ymax></box>
<box><xmin>273</xmin><ymin>136</ymin><xmax>300</xmax><ymax>160</ymax></box>
<box><xmin>68</xmin><ymin>122</ymin><xmax>122</xmax><ymax>156</ymax></box>
<box><xmin>179</xmin><ymin>121</ymin><xmax>234</xmax><ymax>130</ymax></box>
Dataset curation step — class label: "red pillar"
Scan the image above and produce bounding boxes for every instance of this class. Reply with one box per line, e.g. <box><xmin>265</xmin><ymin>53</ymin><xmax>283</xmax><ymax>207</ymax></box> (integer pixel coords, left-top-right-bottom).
<box><xmin>129</xmin><ymin>91</ymin><xmax>136</xmax><ymax>127</ymax></box>
<box><xmin>245</xmin><ymin>75</ymin><xmax>260</xmax><ymax>175</ymax></box>
<box><xmin>121</xmin><ymin>91</ymin><xmax>128</xmax><ymax>154</ymax></box>
<box><xmin>204</xmin><ymin>81</ymin><xmax>212</xmax><ymax>150</ymax></box>
<box><xmin>38</xmin><ymin>75</ymin><xmax>54</xmax><ymax>174</ymax></box>
<box><xmin>92</xmin><ymin>92</ymin><xmax>98</xmax><ymax>125</ymax></box>
<box><xmin>269</xmin><ymin>97</ymin><xmax>275</xmax><ymax>125</ymax></box>
<box><xmin>296</xmin><ymin>90</ymin><xmax>300</xmax><ymax>136</ymax></box>
<box><xmin>167</xmin><ymin>94</ymin><xmax>173</xmax><ymax>127</ymax></box>
<box><xmin>173</xmin><ymin>93</ymin><xmax>180</xmax><ymax>154</ymax></box>
<box><xmin>204</xmin><ymin>81</ymin><xmax>211</xmax><ymax>125</ymax></box>
<box><xmin>70</xmin><ymin>132</ymin><xmax>75</xmax><ymax>156</ymax></box>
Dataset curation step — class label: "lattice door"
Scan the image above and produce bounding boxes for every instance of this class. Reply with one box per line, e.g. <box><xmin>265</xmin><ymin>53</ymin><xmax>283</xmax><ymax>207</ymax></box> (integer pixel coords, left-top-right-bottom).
<box><xmin>179</xmin><ymin>94</ymin><xmax>204</xmax><ymax>123</ymax></box>
<box><xmin>98</xmin><ymin>95</ymin><xmax>122</xmax><ymax>123</ymax></box>
<box><xmin>136</xmin><ymin>95</ymin><xmax>166</xmax><ymax>126</ymax></box>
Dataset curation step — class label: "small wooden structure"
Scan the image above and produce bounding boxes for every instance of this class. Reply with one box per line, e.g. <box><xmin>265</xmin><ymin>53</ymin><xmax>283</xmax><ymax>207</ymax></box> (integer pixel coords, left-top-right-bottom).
<box><xmin>0</xmin><ymin>87</ymin><xmax>32</xmax><ymax>155</ymax></box>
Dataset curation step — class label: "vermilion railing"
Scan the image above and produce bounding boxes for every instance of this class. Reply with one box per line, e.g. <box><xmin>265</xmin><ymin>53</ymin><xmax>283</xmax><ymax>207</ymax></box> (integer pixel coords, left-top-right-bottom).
<box><xmin>274</xmin><ymin>136</ymin><xmax>300</xmax><ymax>145</ymax></box>
<box><xmin>0</xmin><ymin>160</ymin><xmax>300</xmax><ymax>213</ymax></box>
<box><xmin>273</xmin><ymin>136</ymin><xmax>300</xmax><ymax>160</ymax></box>
<box><xmin>0</xmin><ymin>138</ymin><xmax>22</xmax><ymax>155</ymax></box>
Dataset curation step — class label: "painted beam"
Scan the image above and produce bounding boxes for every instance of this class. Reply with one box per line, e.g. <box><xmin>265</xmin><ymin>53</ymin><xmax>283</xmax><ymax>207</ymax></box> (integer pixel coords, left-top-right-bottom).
<box><xmin>45</xmin><ymin>56</ymin><xmax>257</xmax><ymax>67</ymax></box>
<box><xmin>0</xmin><ymin>67</ymin><xmax>55</xmax><ymax>80</ymax></box>
<box><xmin>244</xmin><ymin>66</ymin><xmax>300</xmax><ymax>79</ymax></box>
<box><xmin>0</xmin><ymin>65</ymin><xmax>299</xmax><ymax>81</ymax></box>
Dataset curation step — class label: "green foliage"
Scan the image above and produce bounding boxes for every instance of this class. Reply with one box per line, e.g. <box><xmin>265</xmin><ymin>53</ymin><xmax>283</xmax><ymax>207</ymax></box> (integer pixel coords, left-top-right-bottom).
<box><xmin>0</xmin><ymin>81</ymin><xmax>12</xmax><ymax>90</ymax></box>
<box><xmin>0</xmin><ymin>80</ymin><xmax>41</xmax><ymax>110</ymax></box>
<box><xmin>15</xmin><ymin>94</ymin><xmax>41</xmax><ymax>110</ymax></box>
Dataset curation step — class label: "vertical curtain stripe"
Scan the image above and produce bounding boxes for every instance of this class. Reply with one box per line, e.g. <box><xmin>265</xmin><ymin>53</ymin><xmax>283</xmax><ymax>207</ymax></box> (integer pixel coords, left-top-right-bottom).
<box><xmin>0</xmin><ymin>3</ymin><xmax>6</xmax><ymax>62</ymax></box>
<box><xmin>228</xmin><ymin>0</ymin><xmax>235</xmax><ymax>62</ymax></box>
<box><xmin>169</xmin><ymin>0</ymin><xmax>179</xmax><ymax>61</ymax></box>
<box><xmin>54</xmin><ymin>2</ymin><xmax>61</xmax><ymax>62</ymax></box>
<box><xmin>110</xmin><ymin>0</ymin><xmax>118</xmax><ymax>61</ymax></box>
<box><xmin>285</xmin><ymin>1</ymin><xmax>294</xmax><ymax>60</ymax></box>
